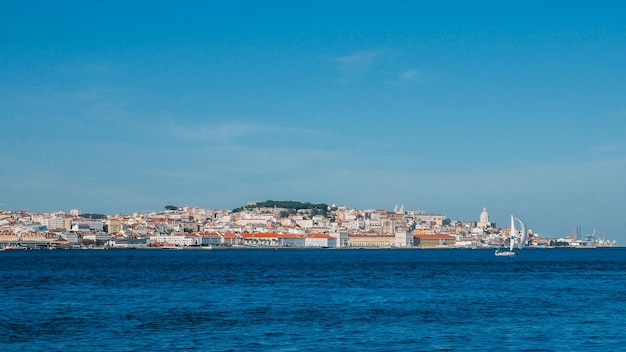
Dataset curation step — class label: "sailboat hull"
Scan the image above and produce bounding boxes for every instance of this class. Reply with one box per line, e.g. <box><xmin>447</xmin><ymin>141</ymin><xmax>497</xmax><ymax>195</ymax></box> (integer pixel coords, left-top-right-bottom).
<box><xmin>495</xmin><ymin>249</ymin><xmax>516</xmax><ymax>257</ymax></box>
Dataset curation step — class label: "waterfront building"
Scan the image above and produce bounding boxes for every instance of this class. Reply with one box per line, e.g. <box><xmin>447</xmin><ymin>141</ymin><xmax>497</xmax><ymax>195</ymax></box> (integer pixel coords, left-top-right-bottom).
<box><xmin>107</xmin><ymin>237</ymin><xmax>149</xmax><ymax>248</ymax></box>
<box><xmin>394</xmin><ymin>227</ymin><xmax>414</xmax><ymax>247</ymax></box>
<box><xmin>19</xmin><ymin>231</ymin><xmax>49</xmax><ymax>243</ymax></box>
<box><xmin>414</xmin><ymin>233</ymin><xmax>457</xmax><ymax>247</ymax></box>
<box><xmin>150</xmin><ymin>234</ymin><xmax>193</xmax><ymax>247</ymax></box>
<box><xmin>348</xmin><ymin>233</ymin><xmax>395</xmax><ymax>248</ymax></box>
<box><xmin>0</xmin><ymin>231</ymin><xmax>19</xmax><ymax>243</ymax></box>
<box><xmin>220</xmin><ymin>232</ymin><xmax>240</xmax><ymax>246</ymax></box>
<box><xmin>83</xmin><ymin>233</ymin><xmax>113</xmax><ymax>246</ymax></box>
<box><xmin>50</xmin><ymin>237</ymin><xmax>71</xmax><ymax>249</ymax></box>
<box><xmin>330</xmin><ymin>230</ymin><xmax>349</xmax><ymax>248</ymax></box>
<box><xmin>65</xmin><ymin>232</ymin><xmax>81</xmax><ymax>244</ymax></box>
<box><xmin>197</xmin><ymin>231</ymin><xmax>222</xmax><ymax>246</ymax></box>
<box><xmin>241</xmin><ymin>233</ymin><xmax>305</xmax><ymax>247</ymax></box>
<box><xmin>454</xmin><ymin>237</ymin><xmax>477</xmax><ymax>248</ymax></box>
<box><xmin>304</xmin><ymin>233</ymin><xmax>337</xmax><ymax>248</ymax></box>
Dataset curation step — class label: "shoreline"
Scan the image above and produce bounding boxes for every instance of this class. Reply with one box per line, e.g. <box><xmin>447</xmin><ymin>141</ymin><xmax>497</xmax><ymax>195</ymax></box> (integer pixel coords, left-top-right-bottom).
<box><xmin>4</xmin><ymin>245</ymin><xmax>622</xmax><ymax>251</ymax></box>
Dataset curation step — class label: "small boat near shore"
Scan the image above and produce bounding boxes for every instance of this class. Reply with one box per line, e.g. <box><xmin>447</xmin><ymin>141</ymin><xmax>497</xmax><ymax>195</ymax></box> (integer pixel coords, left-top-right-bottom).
<box><xmin>495</xmin><ymin>248</ymin><xmax>516</xmax><ymax>256</ymax></box>
<box><xmin>495</xmin><ymin>215</ymin><xmax>527</xmax><ymax>257</ymax></box>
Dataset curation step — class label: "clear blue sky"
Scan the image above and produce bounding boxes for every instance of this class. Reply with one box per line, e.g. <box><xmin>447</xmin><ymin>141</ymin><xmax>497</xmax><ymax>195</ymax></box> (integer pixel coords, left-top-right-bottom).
<box><xmin>1</xmin><ymin>1</ymin><xmax>625</xmax><ymax>242</ymax></box>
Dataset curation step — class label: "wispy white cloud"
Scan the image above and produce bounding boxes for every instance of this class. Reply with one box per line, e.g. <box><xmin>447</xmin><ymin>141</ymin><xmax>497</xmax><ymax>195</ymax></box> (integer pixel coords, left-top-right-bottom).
<box><xmin>0</xmin><ymin>84</ymin><xmax>132</xmax><ymax>129</ymax></box>
<box><xmin>333</xmin><ymin>50</ymin><xmax>387</xmax><ymax>73</ymax></box>
<box><xmin>398</xmin><ymin>69</ymin><xmax>420</xmax><ymax>82</ymax></box>
<box><xmin>586</xmin><ymin>143</ymin><xmax>626</xmax><ymax>157</ymax></box>
<box><xmin>329</xmin><ymin>49</ymin><xmax>399</xmax><ymax>83</ymax></box>
<box><xmin>330</xmin><ymin>49</ymin><xmax>423</xmax><ymax>85</ymax></box>
<box><xmin>166</xmin><ymin>120</ymin><xmax>304</xmax><ymax>142</ymax></box>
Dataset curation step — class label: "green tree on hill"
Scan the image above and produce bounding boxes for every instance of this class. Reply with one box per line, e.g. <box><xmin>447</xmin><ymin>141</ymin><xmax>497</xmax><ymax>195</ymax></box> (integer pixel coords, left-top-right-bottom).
<box><xmin>232</xmin><ymin>200</ymin><xmax>328</xmax><ymax>216</ymax></box>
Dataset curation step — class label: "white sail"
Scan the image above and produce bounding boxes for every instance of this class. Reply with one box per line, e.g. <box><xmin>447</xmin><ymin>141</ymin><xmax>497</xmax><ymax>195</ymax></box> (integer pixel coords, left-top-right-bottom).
<box><xmin>496</xmin><ymin>214</ymin><xmax>525</xmax><ymax>256</ymax></box>
<box><xmin>509</xmin><ymin>215</ymin><xmax>516</xmax><ymax>252</ymax></box>
<box><xmin>515</xmin><ymin>217</ymin><xmax>527</xmax><ymax>249</ymax></box>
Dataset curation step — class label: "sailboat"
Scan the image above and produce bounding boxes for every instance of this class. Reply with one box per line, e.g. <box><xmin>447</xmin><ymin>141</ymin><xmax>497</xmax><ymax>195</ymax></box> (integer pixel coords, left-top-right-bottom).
<box><xmin>495</xmin><ymin>215</ymin><xmax>527</xmax><ymax>256</ymax></box>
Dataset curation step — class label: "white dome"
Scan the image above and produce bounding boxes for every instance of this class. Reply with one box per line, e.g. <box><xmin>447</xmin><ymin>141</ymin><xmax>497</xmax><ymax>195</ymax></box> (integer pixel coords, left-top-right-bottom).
<box><xmin>480</xmin><ymin>207</ymin><xmax>489</xmax><ymax>223</ymax></box>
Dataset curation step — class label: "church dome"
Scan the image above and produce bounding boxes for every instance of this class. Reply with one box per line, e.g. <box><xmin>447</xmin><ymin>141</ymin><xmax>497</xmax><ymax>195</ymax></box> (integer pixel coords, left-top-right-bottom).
<box><xmin>480</xmin><ymin>207</ymin><xmax>489</xmax><ymax>223</ymax></box>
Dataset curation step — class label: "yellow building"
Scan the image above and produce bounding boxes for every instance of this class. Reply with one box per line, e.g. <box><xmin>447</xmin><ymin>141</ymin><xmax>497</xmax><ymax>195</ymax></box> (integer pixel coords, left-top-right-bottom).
<box><xmin>0</xmin><ymin>231</ymin><xmax>19</xmax><ymax>243</ymax></box>
<box><xmin>105</xmin><ymin>219</ymin><xmax>123</xmax><ymax>234</ymax></box>
<box><xmin>348</xmin><ymin>233</ymin><xmax>395</xmax><ymax>248</ymax></box>
<box><xmin>414</xmin><ymin>234</ymin><xmax>456</xmax><ymax>247</ymax></box>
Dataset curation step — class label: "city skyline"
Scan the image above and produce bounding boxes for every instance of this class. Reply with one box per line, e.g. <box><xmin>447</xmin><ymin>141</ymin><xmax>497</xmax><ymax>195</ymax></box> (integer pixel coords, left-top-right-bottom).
<box><xmin>0</xmin><ymin>202</ymin><xmax>617</xmax><ymax>250</ymax></box>
<box><xmin>0</xmin><ymin>202</ymin><xmax>615</xmax><ymax>242</ymax></box>
<box><xmin>1</xmin><ymin>2</ymin><xmax>625</xmax><ymax>242</ymax></box>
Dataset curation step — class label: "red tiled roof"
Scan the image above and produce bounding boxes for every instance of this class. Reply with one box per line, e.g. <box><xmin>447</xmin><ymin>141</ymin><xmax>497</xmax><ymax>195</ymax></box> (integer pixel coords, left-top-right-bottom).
<box><xmin>306</xmin><ymin>233</ymin><xmax>334</xmax><ymax>239</ymax></box>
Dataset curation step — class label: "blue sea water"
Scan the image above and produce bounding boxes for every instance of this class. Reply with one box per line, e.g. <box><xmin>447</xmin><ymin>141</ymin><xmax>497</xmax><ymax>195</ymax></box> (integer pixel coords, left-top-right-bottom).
<box><xmin>1</xmin><ymin>248</ymin><xmax>625</xmax><ymax>351</ymax></box>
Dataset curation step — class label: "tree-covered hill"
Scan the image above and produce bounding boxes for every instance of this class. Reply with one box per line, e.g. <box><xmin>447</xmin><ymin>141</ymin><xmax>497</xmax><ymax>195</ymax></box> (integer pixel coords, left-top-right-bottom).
<box><xmin>232</xmin><ymin>200</ymin><xmax>328</xmax><ymax>216</ymax></box>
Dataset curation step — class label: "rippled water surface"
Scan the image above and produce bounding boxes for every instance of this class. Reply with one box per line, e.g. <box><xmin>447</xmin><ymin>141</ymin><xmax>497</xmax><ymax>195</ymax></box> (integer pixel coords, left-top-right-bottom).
<box><xmin>2</xmin><ymin>248</ymin><xmax>625</xmax><ymax>351</ymax></box>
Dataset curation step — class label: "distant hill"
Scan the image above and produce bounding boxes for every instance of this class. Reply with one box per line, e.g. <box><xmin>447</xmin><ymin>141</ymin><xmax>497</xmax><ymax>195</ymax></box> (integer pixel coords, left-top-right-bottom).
<box><xmin>79</xmin><ymin>213</ymin><xmax>107</xmax><ymax>219</ymax></box>
<box><xmin>232</xmin><ymin>200</ymin><xmax>328</xmax><ymax>216</ymax></box>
